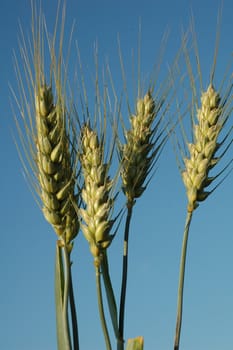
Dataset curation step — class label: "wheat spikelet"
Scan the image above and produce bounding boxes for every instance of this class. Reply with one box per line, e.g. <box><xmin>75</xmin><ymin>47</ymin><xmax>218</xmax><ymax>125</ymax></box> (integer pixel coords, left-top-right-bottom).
<box><xmin>79</xmin><ymin>124</ymin><xmax>114</xmax><ymax>264</ymax></box>
<box><xmin>181</xmin><ymin>84</ymin><xmax>224</xmax><ymax>212</ymax></box>
<box><xmin>119</xmin><ymin>91</ymin><xmax>157</xmax><ymax>205</ymax></box>
<box><xmin>35</xmin><ymin>84</ymin><xmax>79</xmax><ymax>248</ymax></box>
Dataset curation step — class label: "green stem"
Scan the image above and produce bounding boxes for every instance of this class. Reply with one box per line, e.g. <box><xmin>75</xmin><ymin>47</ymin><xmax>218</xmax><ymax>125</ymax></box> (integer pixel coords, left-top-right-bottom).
<box><xmin>119</xmin><ymin>204</ymin><xmax>133</xmax><ymax>349</ymax></box>
<box><xmin>55</xmin><ymin>244</ymin><xmax>65</xmax><ymax>350</ymax></box>
<box><xmin>62</xmin><ymin>246</ymin><xmax>72</xmax><ymax>350</ymax></box>
<box><xmin>69</xmin><ymin>258</ymin><xmax>80</xmax><ymax>350</ymax></box>
<box><xmin>101</xmin><ymin>251</ymin><xmax>120</xmax><ymax>340</ymax></box>
<box><xmin>96</xmin><ymin>264</ymin><xmax>112</xmax><ymax>350</ymax></box>
<box><xmin>55</xmin><ymin>243</ymin><xmax>72</xmax><ymax>350</ymax></box>
<box><xmin>174</xmin><ymin>210</ymin><xmax>193</xmax><ymax>350</ymax></box>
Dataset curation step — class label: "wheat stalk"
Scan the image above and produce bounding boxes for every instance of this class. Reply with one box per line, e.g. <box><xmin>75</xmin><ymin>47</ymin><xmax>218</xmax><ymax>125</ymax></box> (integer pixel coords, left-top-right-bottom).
<box><xmin>74</xmin><ymin>41</ymin><xmax>122</xmax><ymax>349</ymax></box>
<box><xmin>173</xmin><ymin>25</ymin><xmax>233</xmax><ymax>350</ymax></box>
<box><xmin>13</xmin><ymin>4</ymin><xmax>80</xmax><ymax>349</ymax></box>
<box><xmin>175</xmin><ymin>82</ymin><xmax>232</xmax><ymax>349</ymax></box>
<box><xmin>118</xmin><ymin>89</ymin><xmax>169</xmax><ymax>347</ymax></box>
<box><xmin>79</xmin><ymin>123</ymin><xmax>117</xmax><ymax>350</ymax></box>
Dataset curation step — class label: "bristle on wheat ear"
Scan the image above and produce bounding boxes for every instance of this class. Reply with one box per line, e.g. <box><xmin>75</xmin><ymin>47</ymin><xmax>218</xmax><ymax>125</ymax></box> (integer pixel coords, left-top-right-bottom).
<box><xmin>182</xmin><ymin>84</ymin><xmax>223</xmax><ymax>212</ymax></box>
<box><xmin>35</xmin><ymin>84</ymin><xmax>79</xmax><ymax>248</ymax></box>
<box><xmin>79</xmin><ymin>124</ymin><xmax>114</xmax><ymax>264</ymax></box>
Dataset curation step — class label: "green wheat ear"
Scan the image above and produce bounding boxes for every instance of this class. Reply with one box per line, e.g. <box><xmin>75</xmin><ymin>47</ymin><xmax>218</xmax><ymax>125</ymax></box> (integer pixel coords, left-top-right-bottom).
<box><xmin>182</xmin><ymin>84</ymin><xmax>226</xmax><ymax>212</ymax></box>
<box><xmin>174</xmin><ymin>34</ymin><xmax>233</xmax><ymax>213</ymax></box>
<box><xmin>120</xmin><ymin>91</ymin><xmax>155</xmax><ymax>202</ymax></box>
<box><xmin>119</xmin><ymin>89</ymin><xmax>168</xmax><ymax>207</ymax></box>
<box><xmin>13</xmin><ymin>3</ymin><xmax>80</xmax><ymax>249</ymax></box>
<box><xmin>79</xmin><ymin>123</ymin><xmax>116</xmax><ymax>265</ymax></box>
<box><xmin>35</xmin><ymin>84</ymin><xmax>79</xmax><ymax>248</ymax></box>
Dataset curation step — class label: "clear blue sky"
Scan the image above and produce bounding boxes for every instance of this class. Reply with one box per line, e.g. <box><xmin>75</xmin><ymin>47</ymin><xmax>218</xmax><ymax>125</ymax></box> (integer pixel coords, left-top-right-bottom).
<box><xmin>1</xmin><ymin>0</ymin><xmax>233</xmax><ymax>350</ymax></box>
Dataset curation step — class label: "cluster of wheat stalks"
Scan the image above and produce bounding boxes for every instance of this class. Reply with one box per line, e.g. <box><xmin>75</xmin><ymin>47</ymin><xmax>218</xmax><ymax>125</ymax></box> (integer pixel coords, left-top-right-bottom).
<box><xmin>13</xmin><ymin>4</ymin><xmax>232</xmax><ymax>350</ymax></box>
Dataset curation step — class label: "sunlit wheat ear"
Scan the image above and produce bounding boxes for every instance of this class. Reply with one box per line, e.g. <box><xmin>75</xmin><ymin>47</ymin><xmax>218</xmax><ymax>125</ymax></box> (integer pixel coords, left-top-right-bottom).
<box><xmin>182</xmin><ymin>85</ymin><xmax>221</xmax><ymax>212</ymax></box>
<box><xmin>174</xmin><ymin>18</ymin><xmax>233</xmax><ymax>214</ymax></box>
<box><xmin>79</xmin><ymin>124</ymin><xmax>115</xmax><ymax>265</ymax></box>
<box><xmin>181</xmin><ymin>82</ymin><xmax>232</xmax><ymax>213</ymax></box>
<box><xmin>13</xmin><ymin>4</ymin><xmax>80</xmax><ymax>251</ymax></box>
<box><xmin>35</xmin><ymin>84</ymin><xmax>79</xmax><ymax>249</ymax></box>
<box><xmin>119</xmin><ymin>90</ymin><xmax>167</xmax><ymax>207</ymax></box>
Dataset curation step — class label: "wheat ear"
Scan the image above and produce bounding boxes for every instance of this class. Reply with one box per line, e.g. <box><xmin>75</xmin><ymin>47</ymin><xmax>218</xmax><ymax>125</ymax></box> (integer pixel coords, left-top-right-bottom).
<box><xmin>79</xmin><ymin>124</ymin><xmax>115</xmax><ymax>264</ymax></box>
<box><xmin>35</xmin><ymin>85</ymin><xmax>79</xmax><ymax>249</ymax></box>
<box><xmin>182</xmin><ymin>84</ymin><xmax>223</xmax><ymax>213</ymax></box>
<box><xmin>120</xmin><ymin>91</ymin><xmax>156</xmax><ymax>206</ymax></box>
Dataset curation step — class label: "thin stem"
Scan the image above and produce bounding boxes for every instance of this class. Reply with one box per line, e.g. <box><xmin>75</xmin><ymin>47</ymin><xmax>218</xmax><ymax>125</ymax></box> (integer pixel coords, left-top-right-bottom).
<box><xmin>95</xmin><ymin>264</ymin><xmax>112</xmax><ymax>350</ymax></box>
<box><xmin>101</xmin><ymin>251</ymin><xmax>120</xmax><ymax>340</ymax></box>
<box><xmin>174</xmin><ymin>210</ymin><xmax>193</xmax><ymax>350</ymax></box>
<box><xmin>118</xmin><ymin>203</ymin><xmax>133</xmax><ymax>348</ymax></box>
<box><xmin>55</xmin><ymin>243</ymin><xmax>65</xmax><ymax>350</ymax></box>
<box><xmin>62</xmin><ymin>246</ymin><xmax>72</xmax><ymax>350</ymax></box>
<box><xmin>69</xmin><ymin>259</ymin><xmax>80</xmax><ymax>350</ymax></box>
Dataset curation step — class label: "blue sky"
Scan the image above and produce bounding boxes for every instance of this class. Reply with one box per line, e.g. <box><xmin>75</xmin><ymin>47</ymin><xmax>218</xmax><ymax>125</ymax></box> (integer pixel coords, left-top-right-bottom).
<box><xmin>1</xmin><ymin>0</ymin><xmax>233</xmax><ymax>350</ymax></box>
